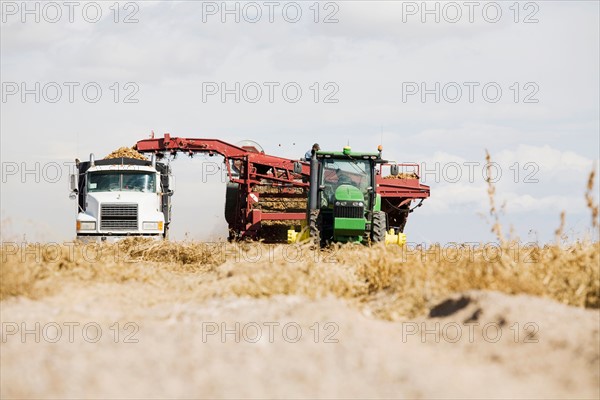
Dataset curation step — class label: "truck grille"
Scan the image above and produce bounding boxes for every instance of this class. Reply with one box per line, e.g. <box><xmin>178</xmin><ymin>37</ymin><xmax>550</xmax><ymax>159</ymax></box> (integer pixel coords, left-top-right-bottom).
<box><xmin>100</xmin><ymin>204</ymin><xmax>138</xmax><ymax>230</ymax></box>
<box><xmin>334</xmin><ymin>205</ymin><xmax>364</xmax><ymax>219</ymax></box>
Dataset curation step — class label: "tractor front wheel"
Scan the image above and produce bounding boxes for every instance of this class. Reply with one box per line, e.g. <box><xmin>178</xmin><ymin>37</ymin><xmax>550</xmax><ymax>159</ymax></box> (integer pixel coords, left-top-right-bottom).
<box><xmin>371</xmin><ymin>211</ymin><xmax>387</xmax><ymax>243</ymax></box>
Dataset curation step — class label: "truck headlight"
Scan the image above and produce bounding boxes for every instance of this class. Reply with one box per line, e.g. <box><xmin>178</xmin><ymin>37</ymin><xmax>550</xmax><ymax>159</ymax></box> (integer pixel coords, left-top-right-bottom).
<box><xmin>143</xmin><ymin>221</ymin><xmax>163</xmax><ymax>231</ymax></box>
<box><xmin>77</xmin><ymin>221</ymin><xmax>96</xmax><ymax>231</ymax></box>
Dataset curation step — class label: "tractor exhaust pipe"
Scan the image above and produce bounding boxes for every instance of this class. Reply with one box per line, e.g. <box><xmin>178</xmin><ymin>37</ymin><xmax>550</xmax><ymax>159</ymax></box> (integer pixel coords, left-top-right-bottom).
<box><xmin>89</xmin><ymin>153</ymin><xmax>95</xmax><ymax>167</ymax></box>
<box><xmin>308</xmin><ymin>150</ymin><xmax>319</xmax><ymax>210</ymax></box>
<box><xmin>151</xmin><ymin>154</ymin><xmax>156</xmax><ymax>168</ymax></box>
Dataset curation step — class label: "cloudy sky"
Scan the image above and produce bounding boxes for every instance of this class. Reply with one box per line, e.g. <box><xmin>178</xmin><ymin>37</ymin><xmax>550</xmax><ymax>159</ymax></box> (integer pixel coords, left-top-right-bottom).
<box><xmin>1</xmin><ymin>0</ymin><xmax>598</xmax><ymax>243</ymax></box>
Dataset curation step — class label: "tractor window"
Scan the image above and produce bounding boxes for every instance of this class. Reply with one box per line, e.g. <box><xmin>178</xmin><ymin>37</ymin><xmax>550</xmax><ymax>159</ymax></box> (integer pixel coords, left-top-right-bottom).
<box><xmin>321</xmin><ymin>159</ymin><xmax>372</xmax><ymax>198</ymax></box>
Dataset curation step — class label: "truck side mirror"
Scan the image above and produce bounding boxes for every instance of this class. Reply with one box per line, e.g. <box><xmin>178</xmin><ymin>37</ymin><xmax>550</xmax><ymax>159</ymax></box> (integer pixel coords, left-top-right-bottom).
<box><xmin>70</xmin><ymin>174</ymin><xmax>78</xmax><ymax>193</ymax></box>
<box><xmin>390</xmin><ymin>164</ymin><xmax>399</xmax><ymax>176</ymax></box>
<box><xmin>293</xmin><ymin>162</ymin><xmax>303</xmax><ymax>174</ymax></box>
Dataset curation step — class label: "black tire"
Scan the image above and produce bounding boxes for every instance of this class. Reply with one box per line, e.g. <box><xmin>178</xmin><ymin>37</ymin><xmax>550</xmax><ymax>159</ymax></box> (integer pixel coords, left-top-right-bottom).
<box><xmin>371</xmin><ymin>211</ymin><xmax>387</xmax><ymax>243</ymax></box>
<box><xmin>396</xmin><ymin>204</ymin><xmax>409</xmax><ymax>233</ymax></box>
<box><xmin>382</xmin><ymin>199</ymin><xmax>410</xmax><ymax>233</ymax></box>
<box><xmin>398</xmin><ymin>215</ymin><xmax>408</xmax><ymax>233</ymax></box>
<box><xmin>309</xmin><ymin>209</ymin><xmax>321</xmax><ymax>247</ymax></box>
<box><xmin>224</xmin><ymin>183</ymin><xmax>239</xmax><ymax>226</ymax></box>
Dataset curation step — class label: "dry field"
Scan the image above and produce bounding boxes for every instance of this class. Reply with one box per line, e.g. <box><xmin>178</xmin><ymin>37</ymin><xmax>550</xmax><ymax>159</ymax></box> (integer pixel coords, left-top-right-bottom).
<box><xmin>1</xmin><ymin>164</ymin><xmax>599</xmax><ymax>399</ymax></box>
<box><xmin>1</xmin><ymin>237</ymin><xmax>598</xmax><ymax>399</ymax></box>
<box><xmin>1</xmin><ymin>238</ymin><xmax>599</xmax><ymax>319</ymax></box>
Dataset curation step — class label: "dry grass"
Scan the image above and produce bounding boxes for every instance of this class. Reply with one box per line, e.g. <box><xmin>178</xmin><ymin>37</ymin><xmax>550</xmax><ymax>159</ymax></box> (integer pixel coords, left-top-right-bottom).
<box><xmin>1</xmin><ymin>239</ymin><xmax>598</xmax><ymax>320</ymax></box>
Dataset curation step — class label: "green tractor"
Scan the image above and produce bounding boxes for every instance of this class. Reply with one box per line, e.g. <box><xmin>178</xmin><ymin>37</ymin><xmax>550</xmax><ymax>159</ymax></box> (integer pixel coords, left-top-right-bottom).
<box><xmin>292</xmin><ymin>145</ymin><xmax>394</xmax><ymax>246</ymax></box>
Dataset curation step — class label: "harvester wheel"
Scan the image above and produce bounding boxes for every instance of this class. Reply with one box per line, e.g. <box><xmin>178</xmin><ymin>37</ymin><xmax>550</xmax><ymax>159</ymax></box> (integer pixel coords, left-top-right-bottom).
<box><xmin>224</xmin><ymin>183</ymin><xmax>239</xmax><ymax>226</ymax></box>
<box><xmin>227</xmin><ymin>229</ymin><xmax>240</xmax><ymax>242</ymax></box>
<box><xmin>371</xmin><ymin>211</ymin><xmax>387</xmax><ymax>243</ymax></box>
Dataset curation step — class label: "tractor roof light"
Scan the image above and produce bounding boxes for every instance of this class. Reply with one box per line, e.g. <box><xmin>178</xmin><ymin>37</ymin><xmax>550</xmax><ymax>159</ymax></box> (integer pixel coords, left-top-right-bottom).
<box><xmin>343</xmin><ymin>146</ymin><xmax>351</xmax><ymax>155</ymax></box>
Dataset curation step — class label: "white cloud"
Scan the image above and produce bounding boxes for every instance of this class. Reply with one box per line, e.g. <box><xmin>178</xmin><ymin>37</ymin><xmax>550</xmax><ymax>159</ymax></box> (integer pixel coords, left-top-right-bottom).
<box><xmin>495</xmin><ymin>144</ymin><xmax>597</xmax><ymax>180</ymax></box>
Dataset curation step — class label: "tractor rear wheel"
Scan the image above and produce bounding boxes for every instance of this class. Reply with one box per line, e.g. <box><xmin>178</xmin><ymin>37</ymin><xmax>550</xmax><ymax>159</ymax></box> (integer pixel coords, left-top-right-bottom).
<box><xmin>371</xmin><ymin>211</ymin><xmax>387</xmax><ymax>243</ymax></box>
<box><xmin>309</xmin><ymin>209</ymin><xmax>322</xmax><ymax>247</ymax></box>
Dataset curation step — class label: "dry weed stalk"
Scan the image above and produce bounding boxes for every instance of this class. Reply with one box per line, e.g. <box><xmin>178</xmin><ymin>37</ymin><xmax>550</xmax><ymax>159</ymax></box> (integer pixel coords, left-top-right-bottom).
<box><xmin>555</xmin><ymin>211</ymin><xmax>566</xmax><ymax>244</ymax></box>
<box><xmin>585</xmin><ymin>165</ymin><xmax>599</xmax><ymax>231</ymax></box>
<box><xmin>485</xmin><ymin>150</ymin><xmax>505</xmax><ymax>244</ymax></box>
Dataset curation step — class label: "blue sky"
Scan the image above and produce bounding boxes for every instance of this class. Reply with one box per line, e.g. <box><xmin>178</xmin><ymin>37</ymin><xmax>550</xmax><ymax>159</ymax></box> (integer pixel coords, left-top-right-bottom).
<box><xmin>1</xmin><ymin>1</ymin><xmax>598</xmax><ymax>243</ymax></box>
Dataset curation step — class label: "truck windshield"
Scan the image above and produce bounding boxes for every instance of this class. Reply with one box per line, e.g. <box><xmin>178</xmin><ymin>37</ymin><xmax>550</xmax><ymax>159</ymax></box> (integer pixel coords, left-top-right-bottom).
<box><xmin>88</xmin><ymin>172</ymin><xmax>156</xmax><ymax>193</ymax></box>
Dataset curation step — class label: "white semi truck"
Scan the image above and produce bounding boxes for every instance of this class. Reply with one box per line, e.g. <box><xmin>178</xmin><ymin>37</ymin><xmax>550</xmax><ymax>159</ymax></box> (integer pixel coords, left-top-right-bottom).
<box><xmin>70</xmin><ymin>154</ymin><xmax>173</xmax><ymax>242</ymax></box>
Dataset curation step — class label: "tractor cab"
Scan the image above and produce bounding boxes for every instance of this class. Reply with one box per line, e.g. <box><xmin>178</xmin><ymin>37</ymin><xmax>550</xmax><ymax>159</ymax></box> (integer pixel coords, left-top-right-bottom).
<box><xmin>306</xmin><ymin>146</ymin><xmax>387</xmax><ymax>245</ymax></box>
<box><xmin>320</xmin><ymin>157</ymin><xmax>373</xmax><ymax>209</ymax></box>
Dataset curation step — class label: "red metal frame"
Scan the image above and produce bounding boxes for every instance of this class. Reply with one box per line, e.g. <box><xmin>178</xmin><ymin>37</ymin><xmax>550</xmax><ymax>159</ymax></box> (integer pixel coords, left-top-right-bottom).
<box><xmin>136</xmin><ymin>134</ymin><xmax>431</xmax><ymax>239</ymax></box>
<box><xmin>136</xmin><ymin>134</ymin><xmax>312</xmax><ymax>183</ymax></box>
<box><xmin>376</xmin><ymin>162</ymin><xmax>430</xmax><ymax>198</ymax></box>
<box><xmin>375</xmin><ymin>162</ymin><xmax>430</xmax><ymax>232</ymax></box>
<box><xmin>136</xmin><ymin>134</ymin><xmax>310</xmax><ymax>239</ymax></box>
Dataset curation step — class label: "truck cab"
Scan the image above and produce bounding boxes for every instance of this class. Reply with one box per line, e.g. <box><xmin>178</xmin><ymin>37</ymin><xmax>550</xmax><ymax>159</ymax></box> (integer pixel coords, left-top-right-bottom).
<box><xmin>70</xmin><ymin>154</ymin><xmax>173</xmax><ymax>242</ymax></box>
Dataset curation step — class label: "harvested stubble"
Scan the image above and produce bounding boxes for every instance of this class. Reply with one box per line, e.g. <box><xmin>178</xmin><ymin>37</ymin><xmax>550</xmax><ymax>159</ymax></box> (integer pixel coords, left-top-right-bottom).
<box><xmin>105</xmin><ymin>147</ymin><xmax>148</xmax><ymax>160</ymax></box>
<box><xmin>261</xmin><ymin>220</ymin><xmax>304</xmax><ymax>226</ymax></box>
<box><xmin>255</xmin><ymin>199</ymin><xmax>307</xmax><ymax>225</ymax></box>
<box><xmin>383</xmin><ymin>173</ymin><xmax>419</xmax><ymax>180</ymax></box>
<box><xmin>255</xmin><ymin>186</ymin><xmax>307</xmax><ymax>226</ymax></box>
<box><xmin>256</xmin><ymin>200</ymin><xmax>307</xmax><ymax>211</ymax></box>
<box><xmin>1</xmin><ymin>239</ymin><xmax>598</xmax><ymax>319</ymax></box>
<box><xmin>254</xmin><ymin>185</ymin><xmax>305</xmax><ymax>195</ymax></box>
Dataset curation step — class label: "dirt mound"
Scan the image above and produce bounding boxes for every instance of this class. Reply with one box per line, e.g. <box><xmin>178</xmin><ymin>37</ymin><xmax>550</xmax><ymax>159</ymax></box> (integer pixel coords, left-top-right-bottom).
<box><xmin>104</xmin><ymin>147</ymin><xmax>147</xmax><ymax>160</ymax></box>
<box><xmin>1</xmin><ymin>290</ymin><xmax>598</xmax><ymax>399</ymax></box>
